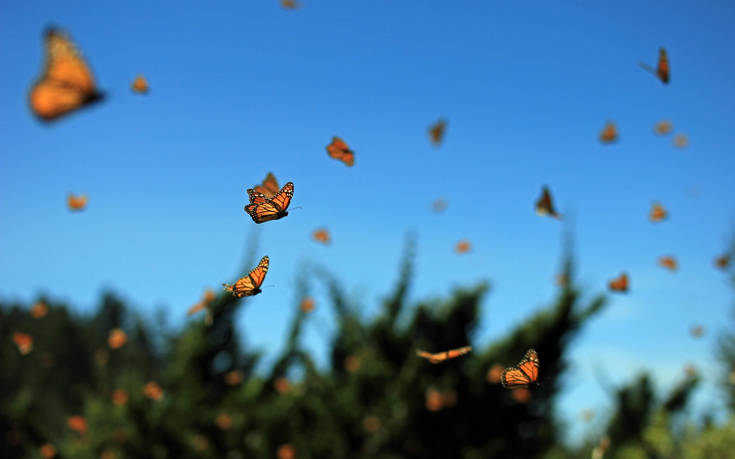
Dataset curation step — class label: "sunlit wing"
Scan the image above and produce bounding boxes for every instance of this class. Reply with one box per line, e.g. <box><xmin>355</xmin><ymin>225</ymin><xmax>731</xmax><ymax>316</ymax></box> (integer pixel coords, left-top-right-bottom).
<box><xmin>253</xmin><ymin>172</ymin><xmax>279</xmax><ymax>198</ymax></box>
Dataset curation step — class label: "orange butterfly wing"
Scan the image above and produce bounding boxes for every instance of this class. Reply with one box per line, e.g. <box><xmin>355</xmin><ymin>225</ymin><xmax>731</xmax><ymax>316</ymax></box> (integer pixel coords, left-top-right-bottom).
<box><xmin>429</xmin><ymin>119</ymin><xmax>446</xmax><ymax>146</ymax></box>
<box><xmin>326</xmin><ymin>137</ymin><xmax>355</xmax><ymax>167</ymax></box>
<box><xmin>245</xmin><ymin>182</ymin><xmax>294</xmax><ymax>223</ymax></box>
<box><xmin>657</xmin><ymin>48</ymin><xmax>669</xmax><ymax>84</ymax></box>
<box><xmin>223</xmin><ymin>256</ymin><xmax>269</xmax><ymax>297</ymax></box>
<box><xmin>253</xmin><ymin>172</ymin><xmax>279</xmax><ymax>198</ymax></box>
<box><xmin>131</xmin><ymin>75</ymin><xmax>149</xmax><ymax>94</ymax></box>
<box><xmin>501</xmin><ymin>348</ymin><xmax>540</xmax><ymax>388</ymax></box>
<box><xmin>29</xmin><ymin>28</ymin><xmax>104</xmax><ymax>122</ymax></box>
<box><xmin>608</xmin><ymin>273</ymin><xmax>629</xmax><ymax>292</ymax></box>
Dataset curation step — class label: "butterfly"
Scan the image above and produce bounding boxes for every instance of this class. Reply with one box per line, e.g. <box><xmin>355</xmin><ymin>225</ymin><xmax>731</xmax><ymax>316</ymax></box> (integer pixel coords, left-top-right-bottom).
<box><xmin>300</xmin><ymin>297</ymin><xmax>315</xmax><ymax>312</ymax></box>
<box><xmin>312</xmin><ymin>228</ymin><xmax>331</xmax><ymax>244</ymax></box>
<box><xmin>599</xmin><ymin>122</ymin><xmax>618</xmax><ymax>143</ymax></box>
<box><xmin>535</xmin><ymin>186</ymin><xmax>561</xmax><ymax>219</ymax></box>
<box><xmin>416</xmin><ymin>345</ymin><xmax>472</xmax><ymax>364</ymax></box>
<box><xmin>326</xmin><ymin>136</ymin><xmax>355</xmax><ymax>167</ymax></box>
<box><xmin>67</xmin><ymin>416</ymin><xmax>87</xmax><ymax>435</ymax></box>
<box><xmin>223</xmin><ymin>255</ymin><xmax>269</xmax><ymax>297</ymax></box>
<box><xmin>432</xmin><ymin>198</ymin><xmax>448</xmax><ymax>213</ymax></box>
<box><xmin>12</xmin><ymin>332</ymin><xmax>34</xmax><ymax>355</ymax></box>
<box><xmin>653</xmin><ymin>120</ymin><xmax>673</xmax><ymax>136</ymax></box>
<box><xmin>608</xmin><ymin>272</ymin><xmax>629</xmax><ymax>292</ymax></box>
<box><xmin>108</xmin><ymin>328</ymin><xmax>127</xmax><ymax>349</ymax></box>
<box><xmin>649</xmin><ymin>202</ymin><xmax>668</xmax><ymax>222</ymax></box>
<box><xmin>281</xmin><ymin>0</ymin><xmax>300</xmax><ymax>9</ymax></box>
<box><xmin>428</xmin><ymin>119</ymin><xmax>447</xmax><ymax>146</ymax></box>
<box><xmin>31</xmin><ymin>301</ymin><xmax>48</xmax><ymax>319</ymax></box>
<box><xmin>715</xmin><ymin>254</ymin><xmax>731</xmax><ymax>270</ymax></box>
<box><xmin>131</xmin><ymin>74</ymin><xmax>149</xmax><ymax>94</ymax></box>
<box><xmin>658</xmin><ymin>256</ymin><xmax>677</xmax><ymax>271</ymax></box>
<box><xmin>245</xmin><ymin>182</ymin><xmax>294</xmax><ymax>223</ymax></box>
<box><xmin>673</xmin><ymin>133</ymin><xmax>689</xmax><ymax>148</ymax></box>
<box><xmin>689</xmin><ymin>324</ymin><xmax>705</xmax><ymax>338</ymax></box>
<box><xmin>501</xmin><ymin>348</ymin><xmax>540</xmax><ymax>389</ymax></box>
<box><xmin>29</xmin><ymin>27</ymin><xmax>104</xmax><ymax>122</ymax></box>
<box><xmin>252</xmin><ymin>172</ymin><xmax>280</xmax><ymax>199</ymax></box>
<box><xmin>640</xmin><ymin>47</ymin><xmax>669</xmax><ymax>84</ymax></box>
<box><xmin>455</xmin><ymin>240</ymin><xmax>471</xmax><ymax>254</ymax></box>
<box><xmin>67</xmin><ymin>193</ymin><xmax>88</xmax><ymax>211</ymax></box>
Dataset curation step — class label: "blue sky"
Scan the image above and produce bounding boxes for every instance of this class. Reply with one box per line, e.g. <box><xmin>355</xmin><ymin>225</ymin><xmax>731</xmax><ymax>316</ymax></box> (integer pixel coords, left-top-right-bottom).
<box><xmin>1</xmin><ymin>0</ymin><xmax>735</xmax><ymax>444</ymax></box>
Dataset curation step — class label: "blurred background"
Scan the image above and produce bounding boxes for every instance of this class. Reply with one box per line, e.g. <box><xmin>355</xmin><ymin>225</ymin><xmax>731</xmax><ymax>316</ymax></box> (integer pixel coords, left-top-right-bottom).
<box><xmin>1</xmin><ymin>1</ymin><xmax>735</xmax><ymax>457</ymax></box>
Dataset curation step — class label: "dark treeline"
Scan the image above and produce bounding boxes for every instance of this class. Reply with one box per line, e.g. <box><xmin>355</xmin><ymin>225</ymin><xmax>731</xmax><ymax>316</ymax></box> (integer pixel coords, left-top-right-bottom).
<box><xmin>2</xmin><ymin>238</ymin><xmax>734</xmax><ymax>459</ymax></box>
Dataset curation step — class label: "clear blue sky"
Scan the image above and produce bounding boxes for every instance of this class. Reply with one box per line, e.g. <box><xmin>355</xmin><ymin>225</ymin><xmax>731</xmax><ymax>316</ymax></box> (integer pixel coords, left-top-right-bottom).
<box><xmin>2</xmin><ymin>0</ymin><xmax>735</xmax><ymax>443</ymax></box>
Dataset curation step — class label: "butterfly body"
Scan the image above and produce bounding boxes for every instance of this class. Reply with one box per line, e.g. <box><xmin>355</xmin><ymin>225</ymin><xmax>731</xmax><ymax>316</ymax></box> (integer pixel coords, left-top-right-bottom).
<box><xmin>223</xmin><ymin>256</ymin><xmax>269</xmax><ymax>297</ymax></box>
<box><xmin>501</xmin><ymin>348</ymin><xmax>540</xmax><ymax>389</ymax></box>
<box><xmin>29</xmin><ymin>27</ymin><xmax>104</xmax><ymax>122</ymax></box>
<box><xmin>245</xmin><ymin>182</ymin><xmax>294</xmax><ymax>223</ymax></box>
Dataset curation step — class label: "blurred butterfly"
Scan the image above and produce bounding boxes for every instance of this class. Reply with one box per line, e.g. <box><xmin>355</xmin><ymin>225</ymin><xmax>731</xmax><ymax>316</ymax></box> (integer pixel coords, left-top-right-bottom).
<box><xmin>653</xmin><ymin>120</ymin><xmax>673</xmax><ymax>136</ymax></box>
<box><xmin>12</xmin><ymin>332</ymin><xmax>33</xmax><ymax>355</ymax></box>
<box><xmin>649</xmin><ymin>202</ymin><xmax>668</xmax><ymax>222</ymax></box>
<box><xmin>689</xmin><ymin>324</ymin><xmax>705</xmax><ymax>338</ymax></box>
<box><xmin>67</xmin><ymin>416</ymin><xmax>87</xmax><ymax>435</ymax></box>
<box><xmin>432</xmin><ymin>198</ymin><xmax>448</xmax><ymax>213</ymax></box>
<box><xmin>673</xmin><ymin>133</ymin><xmax>689</xmax><ymax>148</ymax></box>
<box><xmin>143</xmin><ymin>381</ymin><xmax>164</xmax><ymax>401</ymax></box>
<box><xmin>108</xmin><ymin>328</ymin><xmax>127</xmax><ymax>349</ymax></box>
<box><xmin>31</xmin><ymin>301</ymin><xmax>48</xmax><ymax>318</ymax></box>
<box><xmin>501</xmin><ymin>348</ymin><xmax>540</xmax><ymax>389</ymax></box>
<box><xmin>580</xmin><ymin>409</ymin><xmax>595</xmax><ymax>422</ymax></box>
<box><xmin>535</xmin><ymin>186</ymin><xmax>561</xmax><ymax>219</ymax></box>
<box><xmin>455</xmin><ymin>240</ymin><xmax>471</xmax><ymax>254</ymax></box>
<box><xmin>428</xmin><ymin>119</ymin><xmax>447</xmax><ymax>146</ymax></box>
<box><xmin>312</xmin><ymin>228</ymin><xmax>331</xmax><ymax>244</ymax></box>
<box><xmin>281</xmin><ymin>0</ymin><xmax>300</xmax><ymax>9</ymax></box>
<box><xmin>223</xmin><ymin>255</ymin><xmax>269</xmax><ymax>297</ymax></box>
<box><xmin>658</xmin><ymin>256</ymin><xmax>677</xmax><ymax>271</ymax></box>
<box><xmin>608</xmin><ymin>272</ymin><xmax>629</xmax><ymax>292</ymax></box>
<box><xmin>245</xmin><ymin>182</ymin><xmax>294</xmax><ymax>223</ymax></box>
<box><xmin>599</xmin><ymin>122</ymin><xmax>618</xmax><ymax>143</ymax></box>
<box><xmin>416</xmin><ymin>345</ymin><xmax>472</xmax><ymax>364</ymax></box>
<box><xmin>131</xmin><ymin>74</ymin><xmax>149</xmax><ymax>94</ymax></box>
<box><xmin>29</xmin><ymin>27</ymin><xmax>104</xmax><ymax>122</ymax></box>
<box><xmin>715</xmin><ymin>254</ymin><xmax>731</xmax><ymax>270</ymax></box>
<box><xmin>326</xmin><ymin>136</ymin><xmax>355</xmax><ymax>167</ymax></box>
<box><xmin>67</xmin><ymin>193</ymin><xmax>88</xmax><ymax>211</ymax></box>
<box><xmin>639</xmin><ymin>47</ymin><xmax>669</xmax><ymax>84</ymax></box>
<box><xmin>40</xmin><ymin>444</ymin><xmax>57</xmax><ymax>459</ymax></box>
<box><xmin>187</xmin><ymin>289</ymin><xmax>216</xmax><ymax>324</ymax></box>
<box><xmin>300</xmin><ymin>297</ymin><xmax>315</xmax><ymax>312</ymax></box>
<box><xmin>555</xmin><ymin>273</ymin><xmax>569</xmax><ymax>287</ymax></box>
<box><xmin>252</xmin><ymin>172</ymin><xmax>280</xmax><ymax>199</ymax></box>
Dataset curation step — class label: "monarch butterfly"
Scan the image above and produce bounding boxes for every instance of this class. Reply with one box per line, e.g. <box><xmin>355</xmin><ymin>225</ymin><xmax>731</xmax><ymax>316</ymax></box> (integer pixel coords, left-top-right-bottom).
<box><xmin>535</xmin><ymin>186</ymin><xmax>561</xmax><ymax>219</ymax></box>
<box><xmin>67</xmin><ymin>416</ymin><xmax>87</xmax><ymax>435</ymax></box>
<box><xmin>428</xmin><ymin>119</ymin><xmax>447</xmax><ymax>146</ymax></box>
<box><xmin>300</xmin><ymin>297</ymin><xmax>315</xmax><ymax>312</ymax></box>
<box><xmin>131</xmin><ymin>74</ymin><xmax>149</xmax><ymax>94</ymax></box>
<box><xmin>715</xmin><ymin>254</ymin><xmax>731</xmax><ymax>270</ymax></box>
<box><xmin>281</xmin><ymin>0</ymin><xmax>300</xmax><ymax>9</ymax></box>
<box><xmin>608</xmin><ymin>272</ymin><xmax>629</xmax><ymax>292</ymax></box>
<box><xmin>67</xmin><ymin>193</ymin><xmax>88</xmax><ymax>211</ymax></box>
<box><xmin>143</xmin><ymin>381</ymin><xmax>164</xmax><ymax>401</ymax></box>
<box><xmin>455</xmin><ymin>240</ymin><xmax>471</xmax><ymax>254</ymax></box>
<box><xmin>416</xmin><ymin>345</ymin><xmax>472</xmax><ymax>364</ymax></box>
<box><xmin>649</xmin><ymin>202</ymin><xmax>667</xmax><ymax>222</ymax></box>
<box><xmin>312</xmin><ymin>228</ymin><xmax>331</xmax><ymax>244</ymax></box>
<box><xmin>432</xmin><ymin>198</ymin><xmax>447</xmax><ymax>213</ymax></box>
<box><xmin>251</xmin><ymin>172</ymin><xmax>280</xmax><ymax>199</ymax></box>
<box><xmin>689</xmin><ymin>324</ymin><xmax>705</xmax><ymax>338</ymax></box>
<box><xmin>599</xmin><ymin>122</ymin><xmax>618</xmax><ymax>143</ymax></box>
<box><xmin>501</xmin><ymin>348</ymin><xmax>540</xmax><ymax>389</ymax></box>
<box><xmin>223</xmin><ymin>255</ymin><xmax>269</xmax><ymax>297</ymax></box>
<box><xmin>112</xmin><ymin>389</ymin><xmax>129</xmax><ymax>406</ymax></box>
<box><xmin>107</xmin><ymin>328</ymin><xmax>127</xmax><ymax>349</ymax></box>
<box><xmin>12</xmin><ymin>332</ymin><xmax>33</xmax><ymax>355</ymax></box>
<box><xmin>640</xmin><ymin>47</ymin><xmax>669</xmax><ymax>84</ymax></box>
<box><xmin>31</xmin><ymin>301</ymin><xmax>48</xmax><ymax>318</ymax></box>
<box><xmin>245</xmin><ymin>182</ymin><xmax>294</xmax><ymax>223</ymax></box>
<box><xmin>40</xmin><ymin>444</ymin><xmax>57</xmax><ymax>459</ymax></box>
<box><xmin>326</xmin><ymin>136</ymin><xmax>355</xmax><ymax>166</ymax></box>
<box><xmin>673</xmin><ymin>133</ymin><xmax>689</xmax><ymax>148</ymax></box>
<box><xmin>658</xmin><ymin>256</ymin><xmax>677</xmax><ymax>271</ymax></box>
<box><xmin>29</xmin><ymin>27</ymin><xmax>104</xmax><ymax>122</ymax></box>
<box><xmin>653</xmin><ymin>120</ymin><xmax>673</xmax><ymax>136</ymax></box>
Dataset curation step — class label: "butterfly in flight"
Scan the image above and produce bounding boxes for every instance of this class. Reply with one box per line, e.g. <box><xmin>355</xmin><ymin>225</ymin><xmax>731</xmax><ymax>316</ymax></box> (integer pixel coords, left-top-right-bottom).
<box><xmin>251</xmin><ymin>172</ymin><xmax>280</xmax><ymax>199</ymax></box>
<box><xmin>312</xmin><ymin>228</ymin><xmax>331</xmax><ymax>244</ymax></box>
<box><xmin>639</xmin><ymin>47</ymin><xmax>669</xmax><ymax>84</ymax></box>
<box><xmin>715</xmin><ymin>254</ymin><xmax>731</xmax><ymax>270</ymax></box>
<box><xmin>67</xmin><ymin>193</ymin><xmax>88</xmax><ymax>211</ymax></box>
<box><xmin>501</xmin><ymin>348</ymin><xmax>540</xmax><ymax>389</ymax></box>
<box><xmin>223</xmin><ymin>255</ymin><xmax>269</xmax><ymax>297</ymax></box>
<box><xmin>658</xmin><ymin>256</ymin><xmax>677</xmax><ymax>271</ymax></box>
<box><xmin>653</xmin><ymin>120</ymin><xmax>673</xmax><ymax>136</ymax></box>
<box><xmin>281</xmin><ymin>0</ymin><xmax>300</xmax><ymax>9</ymax></box>
<box><xmin>428</xmin><ymin>119</ymin><xmax>447</xmax><ymax>146</ymax></box>
<box><xmin>13</xmin><ymin>332</ymin><xmax>34</xmax><ymax>355</ymax></box>
<box><xmin>689</xmin><ymin>324</ymin><xmax>705</xmax><ymax>339</ymax></box>
<box><xmin>455</xmin><ymin>240</ymin><xmax>471</xmax><ymax>254</ymax></box>
<box><xmin>131</xmin><ymin>75</ymin><xmax>149</xmax><ymax>94</ymax></box>
<box><xmin>608</xmin><ymin>272</ymin><xmax>629</xmax><ymax>292</ymax></box>
<box><xmin>245</xmin><ymin>182</ymin><xmax>294</xmax><ymax>223</ymax></box>
<box><xmin>673</xmin><ymin>133</ymin><xmax>689</xmax><ymax>148</ymax></box>
<box><xmin>29</xmin><ymin>27</ymin><xmax>105</xmax><ymax>122</ymax></box>
<box><xmin>649</xmin><ymin>202</ymin><xmax>668</xmax><ymax>222</ymax></box>
<box><xmin>416</xmin><ymin>345</ymin><xmax>472</xmax><ymax>364</ymax></box>
<box><xmin>326</xmin><ymin>136</ymin><xmax>355</xmax><ymax>167</ymax></box>
<box><xmin>535</xmin><ymin>186</ymin><xmax>561</xmax><ymax>219</ymax></box>
<box><xmin>599</xmin><ymin>122</ymin><xmax>619</xmax><ymax>144</ymax></box>
<box><xmin>31</xmin><ymin>301</ymin><xmax>48</xmax><ymax>319</ymax></box>
<box><xmin>432</xmin><ymin>198</ymin><xmax>448</xmax><ymax>213</ymax></box>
